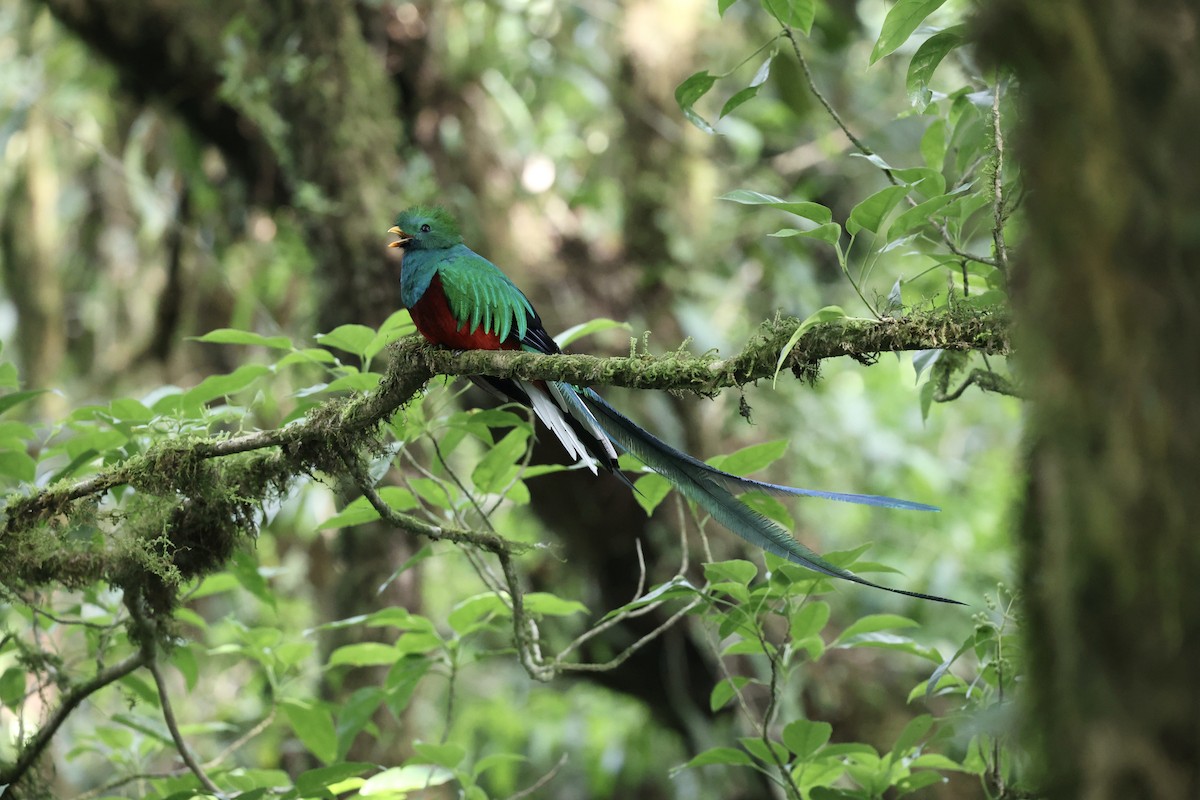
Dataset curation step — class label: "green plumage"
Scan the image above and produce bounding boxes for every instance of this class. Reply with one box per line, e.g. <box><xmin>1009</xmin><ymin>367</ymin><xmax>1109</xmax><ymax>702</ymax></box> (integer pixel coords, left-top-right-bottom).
<box><xmin>395</xmin><ymin>206</ymin><xmax>534</xmax><ymax>343</ymax></box>
<box><xmin>438</xmin><ymin>253</ymin><xmax>533</xmax><ymax>342</ymax></box>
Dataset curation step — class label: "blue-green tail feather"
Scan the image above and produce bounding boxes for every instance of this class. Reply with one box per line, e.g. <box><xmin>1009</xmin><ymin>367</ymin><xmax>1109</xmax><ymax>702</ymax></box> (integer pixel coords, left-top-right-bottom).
<box><xmin>573</xmin><ymin>388</ymin><xmax>960</xmax><ymax>605</ymax></box>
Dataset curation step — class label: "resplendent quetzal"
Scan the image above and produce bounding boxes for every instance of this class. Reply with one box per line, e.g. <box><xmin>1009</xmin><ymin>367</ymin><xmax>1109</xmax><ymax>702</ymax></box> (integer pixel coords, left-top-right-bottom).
<box><xmin>389</xmin><ymin>206</ymin><xmax>957</xmax><ymax>604</ymax></box>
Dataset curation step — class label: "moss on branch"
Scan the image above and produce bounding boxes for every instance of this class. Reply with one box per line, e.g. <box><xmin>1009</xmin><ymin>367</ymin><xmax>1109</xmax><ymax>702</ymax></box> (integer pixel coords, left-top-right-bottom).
<box><xmin>0</xmin><ymin>308</ymin><xmax>1011</xmax><ymax>600</ymax></box>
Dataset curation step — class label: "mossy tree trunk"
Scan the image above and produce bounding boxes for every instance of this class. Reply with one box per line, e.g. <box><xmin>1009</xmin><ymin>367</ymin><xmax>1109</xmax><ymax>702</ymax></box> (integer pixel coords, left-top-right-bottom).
<box><xmin>34</xmin><ymin>0</ymin><xmax>419</xmax><ymax>765</ymax></box>
<box><xmin>981</xmin><ymin>2</ymin><xmax>1200</xmax><ymax>796</ymax></box>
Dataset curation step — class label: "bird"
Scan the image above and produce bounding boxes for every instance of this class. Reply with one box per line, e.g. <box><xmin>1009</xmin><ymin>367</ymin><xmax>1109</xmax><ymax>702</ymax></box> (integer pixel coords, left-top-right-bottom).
<box><xmin>388</xmin><ymin>206</ymin><xmax>958</xmax><ymax>604</ymax></box>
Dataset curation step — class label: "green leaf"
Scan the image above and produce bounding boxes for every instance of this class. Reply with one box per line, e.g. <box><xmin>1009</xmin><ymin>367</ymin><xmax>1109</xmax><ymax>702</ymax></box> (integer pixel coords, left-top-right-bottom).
<box><xmin>965</xmin><ymin>289</ymin><xmax>1009</xmax><ymax>309</ymax></box>
<box><xmin>891</xmin><ymin>165</ymin><xmax>945</xmax><ymax>197</ymax></box>
<box><xmin>364</xmin><ymin>310</ymin><xmax>417</xmax><ymax>361</ymax></box>
<box><xmin>847</xmin><ymin>185</ymin><xmax>911</xmax><ymax>235</ymax></box>
<box><xmin>632</xmin><ymin>471</ymin><xmax>672</xmax><ymax>515</ymax></box>
<box><xmin>171</xmin><ymin>645</ymin><xmax>199</xmax><ymax>692</ymax></box>
<box><xmin>833</xmin><ymin>613</ymin><xmax>919</xmax><ymax>645</ymax></box>
<box><xmin>709</xmin><ymin>439</ymin><xmax>788</xmax><ymax>476</ymax></box>
<box><xmin>474</xmin><ymin>752</ymin><xmax>527</xmax><ymax>777</ymax></box>
<box><xmin>319</xmin><ymin>497</ymin><xmax>381</xmax><ymax>529</ymax></box>
<box><xmin>761</xmin><ymin>0</ymin><xmax>816</xmax><ymax>34</ymax></box>
<box><xmin>921</xmin><ymin>118</ymin><xmax>948</xmax><ymax>169</ymax></box>
<box><xmin>910</xmin><ymin>752</ymin><xmax>968</xmax><ymax>771</ymax></box>
<box><xmin>182</xmin><ymin>364</ymin><xmax>270</xmax><ymax>406</ymax></box>
<box><xmin>328</xmin><ymin>642</ymin><xmax>399</xmax><ymax>668</ymax></box>
<box><xmin>277</xmin><ymin>347</ymin><xmax>338</xmax><ymax>367</ymax></box>
<box><xmin>890</xmin><ymin>192</ymin><xmax>959</xmax><ymax>237</ymax></box>
<box><xmin>282</xmin><ymin>699</ymin><xmax>337</xmax><ymax>765</ymax></box>
<box><xmin>448</xmin><ymin>594</ymin><xmax>508</xmax><ymax>634</ymax></box>
<box><xmin>720</xmin><ymin>86</ymin><xmax>760</xmax><ymax>119</ymax></box>
<box><xmin>410</xmin><ymin>477</ymin><xmax>456</xmax><ymax>509</ymax></box>
<box><xmin>0</xmin><ymin>450</ymin><xmax>36</xmax><ymax>483</ymax></box>
<box><xmin>718</xmin><ymin>0</ymin><xmax>741</xmax><ymax>14</ymax></box>
<box><xmin>316</xmin><ymin>324</ymin><xmax>377</xmax><ymax>358</ymax></box>
<box><xmin>64</xmin><ymin>428</ymin><xmax>126</xmax><ymax>460</ymax></box>
<box><xmin>704</xmin><ymin>559</ymin><xmax>758</xmax><ymax>586</ymax></box>
<box><xmin>912</xmin><ymin>349</ymin><xmax>942</xmax><ymax>382</ymax></box>
<box><xmin>599</xmin><ymin>576</ymin><xmax>698</xmax><ymax>621</ymax></box>
<box><xmin>395</xmin><ymin>632</ymin><xmax>441</xmax><ymax>657</ymax></box>
<box><xmin>471</xmin><ymin>428</ymin><xmax>530</xmax><ymax>494</ymax></box>
<box><xmin>385</xmin><ymin>656</ymin><xmax>432</xmax><ymax>716</ymax></box>
<box><xmin>919</xmin><ymin>379</ymin><xmax>936</xmax><ymax>421</ymax></box>
<box><xmin>789</xmin><ymin>601</ymin><xmax>831</xmax><ymax>640</ymax></box>
<box><xmin>773</xmin><ymin>306</ymin><xmax>847</xmax><ymax>387</ymax></box>
<box><xmin>0</xmin><ymin>421</ymin><xmax>34</xmax><ymax>442</ymax></box>
<box><xmin>0</xmin><ymin>667</ymin><xmax>25</xmax><ymax>707</ymax></box>
<box><xmin>679</xmin><ymin>746</ymin><xmax>754</xmax><ymax>769</ymax></box>
<box><xmin>870</xmin><ymin>0</ymin><xmax>951</xmax><ymax>64</ymax></box>
<box><xmin>367</xmin><ymin>606</ymin><xmax>436</xmax><ymax>631</ymax></box>
<box><xmin>925</xmin><ymin>629</ymin><xmax>979</xmax><ymax>698</ymax></box>
<box><xmin>897</xmin><ymin>770</ymin><xmax>948</xmax><ymax>794</ymax></box>
<box><xmin>796</xmin><ymin>759</ymin><xmax>847</xmax><ymax>792</ymax></box>
<box><xmin>524</xmin><ymin>592</ymin><xmax>590</xmax><ymax>617</ymax></box>
<box><xmin>229</xmin><ymin>552</ymin><xmax>276</xmax><ymax>610</ymax></box>
<box><xmin>106</xmin><ymin>397</ymin><xmax>155</xmax><ymax>424</ymax></box>
<box><xmin>739</xmin><ymin>736</ymin><xmax>790</xmax><ymax>765</ymax></box>
<box><xmin>191</xmin><ymin>328</ymin><xmax>293</xmax><ymax>349</ymax></box>
<box><xmin>783</xmin><ymin>718</ymin><xmax>832</xmax><ymax>760</ymax></box>
<box><xmin>839</xmin><ymin>632</ymin><xmax>941</xmax><ymax>662</ymax></box>
<box><xmin>710</xmin><ymin>675</ymin><xmax>754</xmax><ymax>711</ymax></box>
<box><xmin>720</xmin><ymin>53</ymin><xmax>774</xmax><ymax>118</ymax></box>
<box><xmin>906</xmin><ymin>26</ymin><xmax>966</xmax><ymax>110</ymax></box>
<box><xmin>323</xmin><ymin>371</ymin><xmax>382</xmax><ymax>393</ymax></box>
<box><xmin>0</xmin><ymin>362</ymin><xmax>18</xmax><ymax>390</ymax></box>
<box><xmin>0</xmin><ymin>390</ymin><xmax>47</xmax><ymax>417</ymax></box>
<box><xmin>296</xmin><ymin>763</ymin><xmax>375</xmax><ymax>794</ymax></box>
<box><xmin>891</xmin><ymin>713</ymin><xmax>933</xmax><ymax>755</ymax></box>
<box><xmin>769</xmin><ymin>223</ymin><xmax>843</xmax><ymax>244</ymax></box>
<box><xmin>412</xmin><ymin>741</ymin><xmax>466</xmax><ymax>769</ymax></box>
<box><xmin>675</xmin><ymin>71</ymin><xmax>717</xmax><ymax>133</ymax></box>
<box><xmin>719</xmin><ymin>190</ymin><xmax>832</xmax><ymax>224</ymax></box>
<box><xmin>554</xmin><ymin>317</ymin><xmax>632</xmax><ymax>348</ymax></box>
<box><xmin>361</xmin><ymin>765</ymin><xmax>455</xmax><ymax>795</ymax></box>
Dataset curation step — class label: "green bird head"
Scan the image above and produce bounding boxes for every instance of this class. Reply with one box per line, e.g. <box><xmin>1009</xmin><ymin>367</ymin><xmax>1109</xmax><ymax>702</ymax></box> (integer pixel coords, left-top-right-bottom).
<box><xmin>388</xmin><ymin>206</ymin><xmax>462</xmax><ymax>251</ymax></box>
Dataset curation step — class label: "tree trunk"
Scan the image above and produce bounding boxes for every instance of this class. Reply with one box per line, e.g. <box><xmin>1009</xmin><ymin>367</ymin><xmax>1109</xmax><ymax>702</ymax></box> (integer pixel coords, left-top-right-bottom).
<box><xmin>980</xmin><ymin>2</ymin><xmax>1200</xmax><ymax>797</ymax></box>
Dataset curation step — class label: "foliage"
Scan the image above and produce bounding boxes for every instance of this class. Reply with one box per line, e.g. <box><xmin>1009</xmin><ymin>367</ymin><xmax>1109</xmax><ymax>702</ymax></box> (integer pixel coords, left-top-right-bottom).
<box><xmin>0</xmin><ymin>1</ymin><xmax>1025</xmax><ymax>799</ymax></box>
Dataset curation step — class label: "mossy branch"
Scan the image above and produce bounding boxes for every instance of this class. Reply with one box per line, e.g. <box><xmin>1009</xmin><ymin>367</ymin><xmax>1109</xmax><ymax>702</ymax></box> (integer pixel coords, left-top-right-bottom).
<box><xmin>1</xmin><ymin>307</ymin><xmax>1011</xmax><ymax>599</ymax></box>
<box><xmin>418</xmin><ymin>307</ymin><xmax>1010</xmax><ymax>395</ymax></box>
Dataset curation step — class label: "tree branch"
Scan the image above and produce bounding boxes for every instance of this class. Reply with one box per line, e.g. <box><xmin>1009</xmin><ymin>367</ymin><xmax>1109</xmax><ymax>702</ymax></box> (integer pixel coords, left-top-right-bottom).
<box><xmin>1</xmin><ymin>309</ymin><xmax>1010</xmax><ymax>597</ymax></box>
<box><xmin>0</xmin><ymin>650</ymin><xmax>150</xmax><ymax>788</ymax></box>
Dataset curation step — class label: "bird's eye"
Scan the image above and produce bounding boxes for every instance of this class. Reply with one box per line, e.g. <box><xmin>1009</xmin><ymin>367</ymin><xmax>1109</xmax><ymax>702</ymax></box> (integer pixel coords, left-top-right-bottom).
<box><xmin>420</xmin><ymin>224</ymin><xmax>431</xmax><ymax>233</ymax></box>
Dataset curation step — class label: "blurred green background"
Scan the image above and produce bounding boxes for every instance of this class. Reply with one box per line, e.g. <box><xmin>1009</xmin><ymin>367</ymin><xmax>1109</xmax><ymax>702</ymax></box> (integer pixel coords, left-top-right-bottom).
<box><xmin>0</xmin><ymin>1</ymin><xmax>1019</xmax><ymax>797</ymax></box>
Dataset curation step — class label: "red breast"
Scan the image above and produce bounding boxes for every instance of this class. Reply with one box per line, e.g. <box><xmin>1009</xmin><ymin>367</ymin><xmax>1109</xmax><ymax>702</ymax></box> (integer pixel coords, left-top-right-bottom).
<box><xmin>408</xmin><ymin>273</ymin><xmax>519</xmax><ymax>351</ymax></box>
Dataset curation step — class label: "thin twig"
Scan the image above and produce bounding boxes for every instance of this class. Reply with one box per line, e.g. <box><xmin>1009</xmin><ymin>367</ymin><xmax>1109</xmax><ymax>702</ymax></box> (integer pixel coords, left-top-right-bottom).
<box><xmin>506</xmin><ymin>753</ymin><xmax>569</xmax><ymax>800</ymax></box>
<box><xmin>340</xmin><ymin>449</ymin><xmax>553</xmax><ymax>681</ymax></box>
<box><xmin>783</xmin><ymin>25</ymin><xmax>1002</xmax><ymax>271</ymax></box>
<box><xmin>759</xmin><ymin>633</ymin><xmax>802</xmax><ymax>800</ymax></box>
<box><xmin>782</xmin><ymin>26</ymin><xmax>883</xmax><ymax>175</ymax></box>
<box><xmin>147</xmin><ymin>657</ymin><xmax>223</xmax><ymax>797</ymax></box>
<box><xmin>204</xmin><ymin>710</ymin><xmax>276</xmax><ymax>769</ymax></box>
<box><xmin>934</xmin><ymin>368</ymin><xmax>1023</xmax><ymax>402</ymax></box>
<box><xmin>73</xmin><ymin>768</ymin><xmax>186</xmax><ymax>800</ymax></box>
<box><xmin>555</xmin><ymin>599</ymin><xmax>702</xmax><ymax>673</ymax></box>
<box><xmin>0</xmin><ymin>651</ymin><xmax>150</xmax><ymax>788</ymax></box>
<box><xmin>990</xmin><ymin>77</ymin><xmax>1010</xmax><ymax>277</ymax></box>
<box><xmin>926</xmin><ymin>222</ymin><xmax>1002</xmax><ymax>269</ymax></box>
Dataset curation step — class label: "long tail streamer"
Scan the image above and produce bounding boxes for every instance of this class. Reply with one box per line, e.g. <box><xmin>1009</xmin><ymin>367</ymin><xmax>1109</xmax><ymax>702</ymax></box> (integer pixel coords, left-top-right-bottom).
<box><xmin>567</xmin><ymin>387</ymin><xmax>960</xmax><ymax>605</ymax></box>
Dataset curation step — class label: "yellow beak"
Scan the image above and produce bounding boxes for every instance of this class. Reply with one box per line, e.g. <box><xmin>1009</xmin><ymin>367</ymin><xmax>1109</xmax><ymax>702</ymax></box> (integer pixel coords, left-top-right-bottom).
<box><xmin>387</xmin><ymin>225</ymin><xmax>413</xmax><ymax>248</ymax></box>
